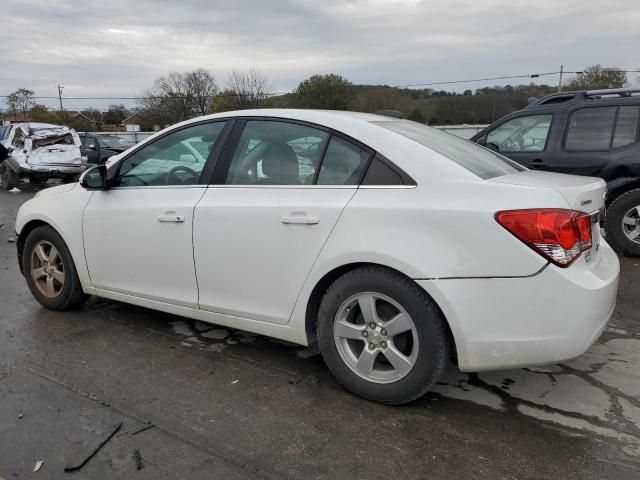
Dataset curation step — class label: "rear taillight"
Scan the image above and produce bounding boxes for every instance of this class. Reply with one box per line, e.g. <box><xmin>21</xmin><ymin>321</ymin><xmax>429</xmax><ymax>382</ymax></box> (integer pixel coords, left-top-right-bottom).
<box><xmin>495</xmin><ymin>209</ymin><xmax>593</xmax><ymax>267</ymax></box>
<box><xmin>79</xmin><ymin>145</ymin><xmax>86</xmax><ymax>157</ymax></box>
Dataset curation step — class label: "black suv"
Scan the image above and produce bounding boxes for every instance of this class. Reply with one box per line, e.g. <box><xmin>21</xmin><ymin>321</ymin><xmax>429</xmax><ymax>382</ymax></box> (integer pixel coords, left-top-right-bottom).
<box><xmin>471</xmin><ymin>88</ymin><xmax>640</xmax><ymax>257</ymax></box>
<box><xmin>78</xmin><ymin>134</ymin><xmax>131</xmax><ymax>165</ymax></box>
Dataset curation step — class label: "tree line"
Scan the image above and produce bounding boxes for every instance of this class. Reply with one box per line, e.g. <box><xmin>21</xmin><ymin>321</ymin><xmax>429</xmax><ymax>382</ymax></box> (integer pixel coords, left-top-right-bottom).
<box><xmin>3</xmin><ymin>64</ymin><xmax>635</xmax><ymax>130</ymax></box>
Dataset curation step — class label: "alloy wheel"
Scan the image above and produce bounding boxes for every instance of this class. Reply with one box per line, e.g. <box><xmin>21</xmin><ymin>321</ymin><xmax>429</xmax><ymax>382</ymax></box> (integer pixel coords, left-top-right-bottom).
<box><xmin>30</xmin><ymin>240</ymin><xmax>65</xmax><ymax>298</ymax></box>
<box><xmin>622</xmin><ymin>206</ymin><xmax>640</xmax><ymax>244</ymax></box>
<box><xmin>333</xmin><ymin>292</ymin><xmax>419</xmax><ymax>384</ymax></box>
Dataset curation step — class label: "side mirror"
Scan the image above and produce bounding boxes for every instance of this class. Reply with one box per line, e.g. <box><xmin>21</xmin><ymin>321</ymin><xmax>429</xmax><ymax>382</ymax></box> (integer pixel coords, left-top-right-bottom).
<box><xmin>476</xmin><ymin>135</ymin><xmax>487</xmax><ymax>145</ymax></box>
<box><xmin>80</xmin><ymin>165</ymin><xmax>108</xmax><ymax>190</ymax></box>
<box><xmin>0</xmin><ymin>144</ymin><xmax>8</xmax><ymax>162</ymax></box>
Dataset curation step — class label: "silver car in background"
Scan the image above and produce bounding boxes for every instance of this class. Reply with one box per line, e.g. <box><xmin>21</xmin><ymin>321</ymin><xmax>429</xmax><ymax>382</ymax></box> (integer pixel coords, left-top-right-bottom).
<box><xmin>0</xmin><ymin>122</ymin><xmax>87</xmax><ymax>189</ymax></box>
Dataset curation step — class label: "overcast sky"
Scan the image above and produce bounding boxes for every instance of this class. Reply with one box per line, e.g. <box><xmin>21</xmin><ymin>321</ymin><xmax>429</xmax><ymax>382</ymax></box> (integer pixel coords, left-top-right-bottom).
<box><xmin>1</xmin><ymin>0</ymin><xmax>638</xmax><ymax>111</ymax></box>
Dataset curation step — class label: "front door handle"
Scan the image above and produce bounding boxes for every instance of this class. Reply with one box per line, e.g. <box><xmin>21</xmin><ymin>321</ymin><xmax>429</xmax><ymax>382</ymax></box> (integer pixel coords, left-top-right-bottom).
<box><xmin>157</xmin><ymin>212</ymin><xmax>185</xmax><ymax>223</ymax></box>
<box><xmin>530</xmin><ymin>159</ymin><xmax>547</xmax><ymax>169</ymax></box>
<box><xmin>282</xmin><ymin>213</ymin><xmax>319</xmax><ymax>225</ymax></box>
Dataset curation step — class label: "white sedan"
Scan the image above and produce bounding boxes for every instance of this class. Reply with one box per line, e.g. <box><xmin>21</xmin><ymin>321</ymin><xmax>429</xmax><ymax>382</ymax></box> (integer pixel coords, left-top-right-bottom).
<box><xmin>15</xmin><ymin>109</ymin><xmax>619</xmax><ymax>404</ymax></box>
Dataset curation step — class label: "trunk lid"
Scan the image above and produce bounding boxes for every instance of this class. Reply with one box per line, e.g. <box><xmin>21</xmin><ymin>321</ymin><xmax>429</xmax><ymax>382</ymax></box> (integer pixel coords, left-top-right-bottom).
<box><xmin>489</xmin><ymin>170</ymin><xmax>606</xmax><ymax>212</ymax></box>
<box><xmin>27</xmin><ymin>130</ymin><xmax>83</xmax><ymax>166</ymax></box>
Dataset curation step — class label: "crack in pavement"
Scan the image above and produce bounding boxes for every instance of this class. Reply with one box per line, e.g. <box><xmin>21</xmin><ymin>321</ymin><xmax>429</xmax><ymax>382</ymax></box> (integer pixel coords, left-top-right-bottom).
<box><xmin>23</xmin><ymin>365</ymin><xmax>291</xmax><ymax>480</ymax></box>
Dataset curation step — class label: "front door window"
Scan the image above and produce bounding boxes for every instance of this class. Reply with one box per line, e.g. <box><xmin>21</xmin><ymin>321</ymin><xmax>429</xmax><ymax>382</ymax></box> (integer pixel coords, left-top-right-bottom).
<box><xmin>486</xmin><ymin>114</ymin><xmax>552</xmax><ymax>153</ymax></box>
<box><xmin>115</xmin><ymin>122</ymin><xmax>226</xmax><ymax>187</ymax></box>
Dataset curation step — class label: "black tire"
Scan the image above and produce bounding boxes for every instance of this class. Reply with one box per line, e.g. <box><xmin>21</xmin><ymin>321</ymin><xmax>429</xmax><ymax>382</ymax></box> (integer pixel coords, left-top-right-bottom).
<box><xmin>29</xmin><ymin>175</ymin><xmax>46</xmax><ymax>185</ymax></box>
<box><xmin>1</xmin><ymin>164</ymin><xmax>19</xmax><ymax>190</ymax></box>
<box><xmin>604</xmin><ymin>189</ymin><xmax>640</xmax><ymax>257</ymax></box>
<box><xmin>317</xmin><ymin>267</ymin><xmax>450</xmax><ymax>404</ymax></box>
<box><xmin>62</xmin><ymin>175</ymin><xmax>79</xmax><ymax>184</ymax></box>
<box><xmin>22</xmin><ymin>225</ymin><xmax>87</xmax><ymax>310</ymax></box>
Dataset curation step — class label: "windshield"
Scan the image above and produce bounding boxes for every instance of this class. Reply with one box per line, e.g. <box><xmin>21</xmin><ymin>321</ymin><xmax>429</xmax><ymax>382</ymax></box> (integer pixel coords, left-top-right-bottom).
<box><xmin>99</xmin><ymin>136</ymin><xmax>131</xmax><ymax>149</ymax></box>
<box><xmin>372</xmin><ymin>120</ymin><xmax>526</xmax><ymax>179</ymax></box>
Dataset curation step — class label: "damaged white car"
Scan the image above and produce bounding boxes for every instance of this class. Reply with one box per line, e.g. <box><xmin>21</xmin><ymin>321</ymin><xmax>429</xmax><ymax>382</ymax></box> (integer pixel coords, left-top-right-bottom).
<box><xmin>0</xmin><ymin>122</ymin><xmax>87</xmax><ymax>189</ymax></box>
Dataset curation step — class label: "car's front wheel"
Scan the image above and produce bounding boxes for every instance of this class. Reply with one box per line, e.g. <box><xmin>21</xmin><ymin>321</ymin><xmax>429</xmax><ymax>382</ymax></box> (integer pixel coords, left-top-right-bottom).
<box><xmin>317</xmin><ymin>267</ymin><xmax>450</xmax><ymax>404</ymax></box>
<box><xmin>28</xmin><ymin>175</ymin><xmax>47</xmax><ymax>185</ymax></box>
<box><xmin>22</xmin><ymin>226</ymin><xmax>87</xmax><ymax>310</ymax></box>
<box><xmin>605</xmin><ymin>189</ymin><xmax>640</xmax><ymax>257</ymax></box>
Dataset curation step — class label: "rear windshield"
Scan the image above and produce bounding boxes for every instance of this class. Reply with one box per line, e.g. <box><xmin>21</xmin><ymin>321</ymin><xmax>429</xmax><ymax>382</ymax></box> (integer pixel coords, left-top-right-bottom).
<box><xmin>32</xmin><ymin>133</ymin><xmax>75</xmax><ymax>149</ymax></box>
<box><xmin>372</xmin><ymin>120</ymin><xmax>526</xmax><ymax>179</ymax></box>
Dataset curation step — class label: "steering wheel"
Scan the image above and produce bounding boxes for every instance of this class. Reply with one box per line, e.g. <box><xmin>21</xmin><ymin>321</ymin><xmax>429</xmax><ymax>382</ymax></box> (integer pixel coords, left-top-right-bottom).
<box><xmin>166</xmin><ymin>165</ymin><xmax>199</xmax><ymax>185</ymax></box>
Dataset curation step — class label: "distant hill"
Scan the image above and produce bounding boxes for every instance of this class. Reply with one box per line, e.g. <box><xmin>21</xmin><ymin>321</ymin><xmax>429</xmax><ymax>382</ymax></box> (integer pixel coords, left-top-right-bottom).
<box><xmin>268</xmin><ymin>83</ymin><xmax>558</xmax><ymax>125</ymax></box>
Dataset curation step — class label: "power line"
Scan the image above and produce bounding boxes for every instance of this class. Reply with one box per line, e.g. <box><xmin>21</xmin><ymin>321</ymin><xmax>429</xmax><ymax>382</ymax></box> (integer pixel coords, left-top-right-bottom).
<box><xmin>393</xmin><ymin>71</ymin><xmax>561</xmax><ymax>88</ymax></box>
<box><xmin>392</xmin><ymin>70</ymin><xmax>640</xmax><ymax>89</ymax></box>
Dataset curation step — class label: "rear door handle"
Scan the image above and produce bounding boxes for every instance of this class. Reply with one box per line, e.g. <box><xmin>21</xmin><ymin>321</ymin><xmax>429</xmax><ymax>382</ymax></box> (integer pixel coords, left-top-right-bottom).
<box><xmin>157</xmin><ymin>212</ymin><xmax>185</xmax><ymax>223</ymax></box>
<box><xmin>281</xmin><ymin>213</ymin><xmax>319</xmax><ymax>225</ymax></box>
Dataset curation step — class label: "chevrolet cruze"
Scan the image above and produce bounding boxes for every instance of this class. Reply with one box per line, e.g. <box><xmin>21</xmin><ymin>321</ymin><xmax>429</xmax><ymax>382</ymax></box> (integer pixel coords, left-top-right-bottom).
<box><xmin>15</xmin><ymin>109</ymin><xmax>620</xmax><ymax>404</ymax></box>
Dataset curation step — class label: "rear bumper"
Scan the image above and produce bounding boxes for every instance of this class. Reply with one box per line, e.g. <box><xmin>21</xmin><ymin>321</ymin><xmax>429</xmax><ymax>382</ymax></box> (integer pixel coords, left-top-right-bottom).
<box><xmin>20</xmin><ymin>164</ymin><xmax>86</xmax><ymax>176</ymax></box>
<box><xmin>7</xmin><ymin>157</ymin><xmax>86</xmax><ymax>177</ymax></box>
<box><xmin>417</xmin><ymin>240</ymin><xmax>620</xmax><ymax>371</ymax></box>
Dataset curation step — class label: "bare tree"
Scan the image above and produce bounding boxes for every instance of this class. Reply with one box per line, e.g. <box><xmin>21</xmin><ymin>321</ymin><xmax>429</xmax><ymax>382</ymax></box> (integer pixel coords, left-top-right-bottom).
<box><xmin>137</xmin><ymin>69</ymin><xmax>219</xmax><ymax>126</ymax></box>
<box><xmin>156</xmin><ymin>72</ymin><xmax>196</xmax><ymax>121</ymax></box>
<box><xmin>6</xmin><ymin>88</ymin><xmax>35</xmax><ymax>119</ymax></box>
<box><xmin>186</xmin><ymin>69</ymin><xmax>218</xmax><ymax>115</ymax></box>
<box><xmin>226</xmin><ymin>69</ymin><xmax>273</xmax><ymax>109</ymax></box>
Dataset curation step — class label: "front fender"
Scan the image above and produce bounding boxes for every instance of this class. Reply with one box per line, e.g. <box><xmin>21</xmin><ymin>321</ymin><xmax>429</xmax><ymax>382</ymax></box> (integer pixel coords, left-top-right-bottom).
<box><xmin>16</xmin><ymin>186</ymin><xmax>95</xmax><ymax>293</ymax></box>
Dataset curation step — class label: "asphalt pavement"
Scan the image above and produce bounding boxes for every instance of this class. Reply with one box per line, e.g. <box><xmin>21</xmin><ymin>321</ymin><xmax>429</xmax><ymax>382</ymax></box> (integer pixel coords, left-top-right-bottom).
<box><xmin>1</xmin><ymin>185</ymin><xmax>639</xmax><ymax>479</ymax></box>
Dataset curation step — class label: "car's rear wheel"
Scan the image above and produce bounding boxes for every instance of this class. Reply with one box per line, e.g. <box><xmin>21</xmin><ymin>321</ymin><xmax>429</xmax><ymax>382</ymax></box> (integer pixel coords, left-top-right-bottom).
<box><xmin>317</xmin><ymin>267</ymin><xmax>450</xmax><ymax>404</ymax></box>
<box><xmin>605</xmin><ymin>189</ymin><xmax>640</xmax><ymax>257</ymax></box>
<box><xmin>0</xmin><ymin>164</ymin><xmax>18</xmax><ymax>190</ymax></box>
<box><xmin>22</xmin><ymin>226</ymin><xmax>87</xmax><ymax>310</ymax></box>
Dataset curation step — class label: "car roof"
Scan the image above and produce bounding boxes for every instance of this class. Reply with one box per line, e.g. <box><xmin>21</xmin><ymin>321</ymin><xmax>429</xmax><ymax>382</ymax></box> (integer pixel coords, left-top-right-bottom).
<box><xmin>525</xmin><ymin>88</ymin><xmax>640</xmax><ymax>111</ymax></box>
<box><xmin>11</xmin><ymin>122</ymin><xmax>65</xmax><ymax>130</ymax></box>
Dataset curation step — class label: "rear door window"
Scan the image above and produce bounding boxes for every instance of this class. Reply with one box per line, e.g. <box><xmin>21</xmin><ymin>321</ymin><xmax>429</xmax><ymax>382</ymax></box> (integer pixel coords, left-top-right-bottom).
<box><xmin>565</xmin><ymin>107</ymin><xmax>616</xmax><ymax>151</ymax></box>
<box><xmin>612</xmin><ymin>106</ymin><xmax>640</xmax><ymax>149</ymax></box>
<box><xmin>225</xmin><ymin>121</ymin><xmax>328</xmax><ymax>185</ymax></box>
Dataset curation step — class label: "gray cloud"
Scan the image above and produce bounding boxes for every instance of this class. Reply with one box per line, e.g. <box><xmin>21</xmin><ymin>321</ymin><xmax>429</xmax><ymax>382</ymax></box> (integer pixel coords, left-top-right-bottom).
<box><xmin>1</xmin><ymin>0</ymin><xmax>638</xmax><ymax>110</ymax></box>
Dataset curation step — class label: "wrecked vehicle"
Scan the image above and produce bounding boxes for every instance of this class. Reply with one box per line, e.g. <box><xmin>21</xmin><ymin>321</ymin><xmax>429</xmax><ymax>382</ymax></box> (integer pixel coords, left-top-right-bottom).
<box><xmin>0</xmin><ymin>123</ymin><xmax>87</xmax><ymax>189</ymax></box>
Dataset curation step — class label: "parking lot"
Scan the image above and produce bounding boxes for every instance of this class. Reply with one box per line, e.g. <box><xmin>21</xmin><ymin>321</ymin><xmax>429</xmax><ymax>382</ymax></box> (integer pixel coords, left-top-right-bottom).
<box><xmin>1</xmin><ymin>186</ymin><xmax>639</xmax><ymax>479</ymax></box>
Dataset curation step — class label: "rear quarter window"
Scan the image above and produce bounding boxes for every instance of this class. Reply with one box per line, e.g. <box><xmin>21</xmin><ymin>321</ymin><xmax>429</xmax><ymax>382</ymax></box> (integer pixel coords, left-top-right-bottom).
<box><xmin>372</xmin><ymin>120</ymin><xmax>525</xmax><ymax>179</ymax></box>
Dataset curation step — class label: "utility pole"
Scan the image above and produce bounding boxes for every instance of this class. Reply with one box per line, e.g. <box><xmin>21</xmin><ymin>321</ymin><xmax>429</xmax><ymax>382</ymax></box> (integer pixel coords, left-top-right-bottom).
<box><xmin>57</xmin><ymin>84</ymin><xmax>66</xmax><ymax>123</ymax></box>
<box><xmin>558</xmin><ymin>65</ymin><xmax>564</xmax><ymax>93</ymax></box>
